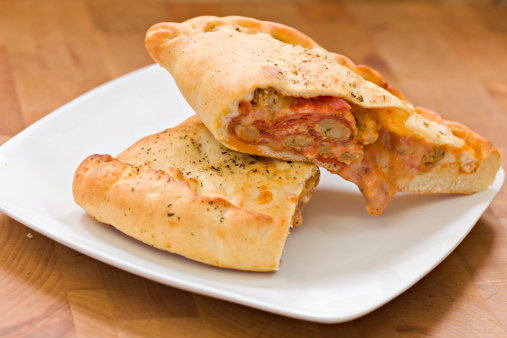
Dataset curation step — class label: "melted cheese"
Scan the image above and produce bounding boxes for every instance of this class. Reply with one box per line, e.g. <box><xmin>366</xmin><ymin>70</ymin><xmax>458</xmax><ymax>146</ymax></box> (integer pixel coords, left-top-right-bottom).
<box><xmin>231</xmin><ymin>90</ymin><xmax>477</xmax><ymax>215</ymax></box>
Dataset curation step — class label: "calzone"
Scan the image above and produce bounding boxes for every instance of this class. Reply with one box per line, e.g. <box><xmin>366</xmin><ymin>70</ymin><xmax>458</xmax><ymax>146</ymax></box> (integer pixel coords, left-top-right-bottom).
<box><xmin>145</xmin><ymin>16</ymin><xmax>501</xmax><ymax>215</ymax></box>
<box><xmin>73</xmin><ymin>116</ymin><xmax>319</xmax><ymax>271</ymax></box>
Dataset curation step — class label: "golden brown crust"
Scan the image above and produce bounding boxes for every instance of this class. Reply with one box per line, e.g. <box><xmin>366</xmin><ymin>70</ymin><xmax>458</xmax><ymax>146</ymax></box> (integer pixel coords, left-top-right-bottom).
<box><xmin>400</xmin><ymin>107</ymin><xmax>501</xmax><ymax>194</ymax></box>
<box><xmin>414</xmin><ymin>107</ymin><xmax>497</xmax><ymax>160</ymax></box>
<box><xmin>401</xmin><ymin>151</ymin><xmax>501</xmax><ymax>194</ymax></box>
<box><xmin>72</xmin><ymin>116</ymin><xmax>319</xmax><ymax>271</ymax></box>
<box><xmin>145</xmin><ymin>15</ymin><xmax>500</xmax><ymax>212</ymax></box>
<box><xmin>116</xmin><ymin>115</ymin><xmax>319</xmax><ymax>220</ymax></box>
<box><xmin>145</xmin><ymin>16</ymin><xmax>414</xmax><ymax>140</ymax></box>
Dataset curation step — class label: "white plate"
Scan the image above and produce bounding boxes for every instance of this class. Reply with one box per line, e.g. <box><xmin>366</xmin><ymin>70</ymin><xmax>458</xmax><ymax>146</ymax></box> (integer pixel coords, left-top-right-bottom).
<box><xmin>0</xmin><ymin>65</ymin><xmax>503</xmax><ymax>323</ymax></box>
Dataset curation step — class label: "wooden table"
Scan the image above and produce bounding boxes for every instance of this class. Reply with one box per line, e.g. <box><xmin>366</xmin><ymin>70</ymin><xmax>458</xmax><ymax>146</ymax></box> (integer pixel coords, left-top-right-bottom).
<box><xmin>1</xmin><ymin>1</ymin><xmax>507</xmax><ymax>336</ymax></box>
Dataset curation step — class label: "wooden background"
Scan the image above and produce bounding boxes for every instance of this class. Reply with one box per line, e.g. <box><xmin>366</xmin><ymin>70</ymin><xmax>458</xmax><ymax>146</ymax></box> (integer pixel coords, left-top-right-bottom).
<box><xmin>1</xmin><ymin>0</ymin><xmax>507</xmax><ymax>336</ymax></box>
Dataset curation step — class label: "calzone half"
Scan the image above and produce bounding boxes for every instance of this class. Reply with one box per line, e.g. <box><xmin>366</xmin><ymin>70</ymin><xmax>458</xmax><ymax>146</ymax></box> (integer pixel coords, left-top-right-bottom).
<box><xmin>145</xmin><ymin>16</ymin><xmax>501</xmax><ymax>215</ymax></box>
<box><xmin>73</xmin><ymin>116</ymin><xmax>319</xmax><ymax>271</ymax></box>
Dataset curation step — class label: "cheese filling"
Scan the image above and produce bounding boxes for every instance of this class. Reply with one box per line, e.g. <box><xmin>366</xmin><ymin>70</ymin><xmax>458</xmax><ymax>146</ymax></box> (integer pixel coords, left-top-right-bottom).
<box><xmin>230</xmin><ymin>88</ymin><xmax>473</xmax><ymax>215</ymax></box>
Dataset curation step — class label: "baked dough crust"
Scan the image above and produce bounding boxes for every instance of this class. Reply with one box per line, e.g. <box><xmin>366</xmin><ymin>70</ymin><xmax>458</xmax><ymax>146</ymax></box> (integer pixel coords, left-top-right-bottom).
<box><xmin>145</xmin><ymin>16</ymin><xmax>501</xmax><ymax>214</ymax></box>
<box><xmin>73</xmin><ymin>116</ymin><xmax>319</xmax><ymax>271</ymax></box>
<box><xmin>145</xmin><ymin>16</ymin><xmax>413</xmax><ymax>149</ymax></box>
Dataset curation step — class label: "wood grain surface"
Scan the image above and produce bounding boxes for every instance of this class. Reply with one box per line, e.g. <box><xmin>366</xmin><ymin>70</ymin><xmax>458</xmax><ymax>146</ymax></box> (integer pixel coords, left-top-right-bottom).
<box><xmin>1</xmin><ymin>0</ymin><xmax>507</xmax><ymax>336</ymax></box>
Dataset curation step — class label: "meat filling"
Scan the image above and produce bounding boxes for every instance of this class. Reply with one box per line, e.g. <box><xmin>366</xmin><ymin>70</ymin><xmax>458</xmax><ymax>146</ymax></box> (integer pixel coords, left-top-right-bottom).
<box><xmin>230</xmin><ymin>88</ymin><xmax>453</xmax><ymax>215</ymax></box>
<box><xmin>232</xmin><ymin>88</ymin><xmax>365</xmax><ymax>164</ymax></box>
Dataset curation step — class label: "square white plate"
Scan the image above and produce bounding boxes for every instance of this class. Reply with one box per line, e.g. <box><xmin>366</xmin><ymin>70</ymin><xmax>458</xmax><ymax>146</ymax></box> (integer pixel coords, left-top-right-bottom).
<box><xmin>0</xmin><ymin>65</ymin><xmax>503</xmax><ymax>323</ymax></box>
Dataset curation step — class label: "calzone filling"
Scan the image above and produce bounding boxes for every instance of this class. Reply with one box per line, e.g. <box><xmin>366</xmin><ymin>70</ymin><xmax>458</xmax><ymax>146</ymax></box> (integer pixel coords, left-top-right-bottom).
<box><xmin>230</xmin><ymin>88</ymin><xmax>476</xmax><ymax>215</ymax></box>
